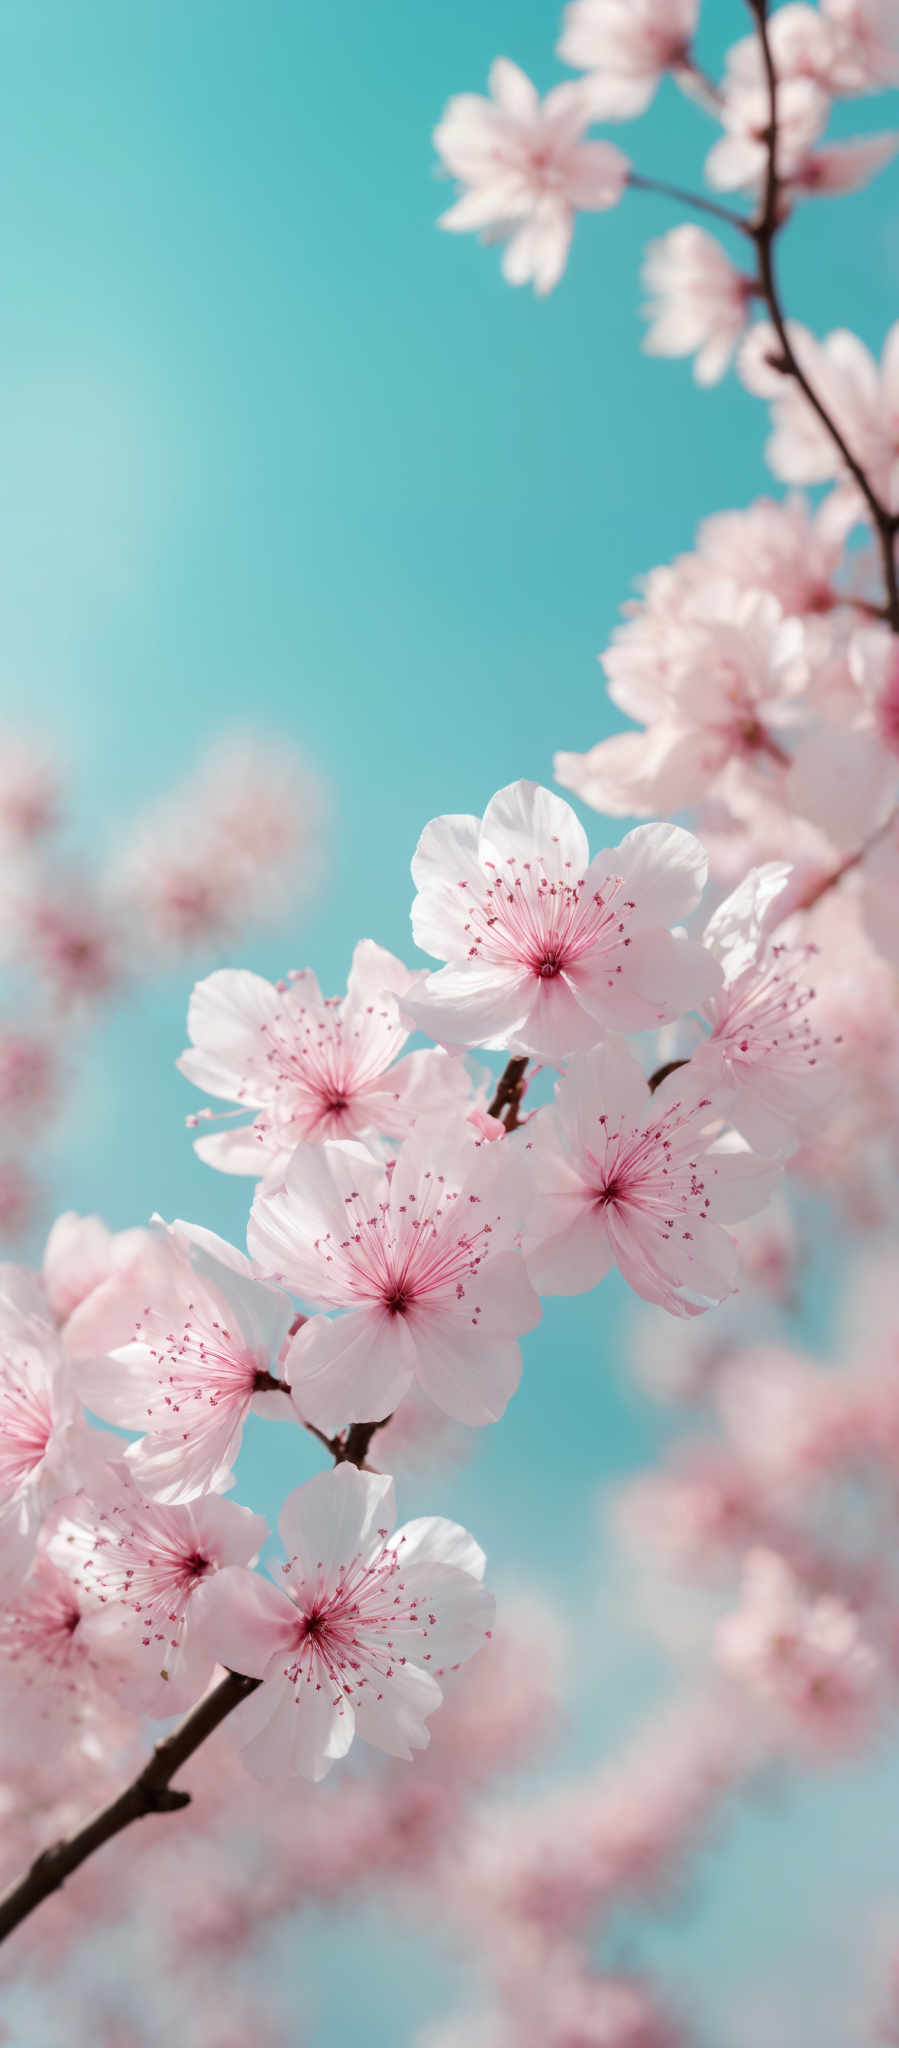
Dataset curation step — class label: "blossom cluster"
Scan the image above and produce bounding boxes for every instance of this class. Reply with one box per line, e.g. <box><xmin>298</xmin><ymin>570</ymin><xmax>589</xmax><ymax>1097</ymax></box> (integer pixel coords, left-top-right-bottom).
<box><xmin>0</xmin><ymin>727</ymin><xmax>320</xmax><ymax>1242</ymax></box>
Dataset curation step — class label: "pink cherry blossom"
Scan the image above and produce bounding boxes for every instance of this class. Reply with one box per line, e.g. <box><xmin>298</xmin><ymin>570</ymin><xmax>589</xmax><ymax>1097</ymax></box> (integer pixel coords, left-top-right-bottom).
<box><xmin>706</xmin><ymin>76</ymin><xmax>830</xmax><ymax>193</ymax></box>
<box><xmin>195</xmin><ymin>1463</ymin><xmax>493</xmax><ymax>1781</ymax></box>
<box><xmin>434</xmin><ymin>60</ymin><xmax>628</xmax><ymax>297</ymax></box>
<box><xmin>696</xmin><ymin>492</ymin><xmax>853</xmax><ymax>617</ymax></box>
<box><xmin>404</xmin><ymin>781</ymin><xmax>719</xmax><ymax>1059</ymax></box>
<box><xmin>49</xmin><ymin>1465</ymin><xmax>268</xmax><ymax>1714</ymax></box>
<box><xmin>0</xmin><ymin>1287</ymin><xmax>91</xmax><ymax>1582</ymax></box>
<box><xmin>822</xmin><ymin>0</ymin><xmax>899</xmax><ymax>91</ymax></box>
<box><xmin>43</xmin><ymin>1212</ymin><xmax>152</xmax><ymax>1329</ymax></box>
<box><xmin>522</xmin><ymin>1039</ymin><xmax>781</xmax><ymax>1316</ymax></box>
<box><xmin>555</xmin><ymin>584</ymin><xmax>805</xmax><ymax>818</ymax></box>
<box><xmin>641</xmin><ymin>226</ymin><xmax>752</xmax><ymax>386</ymax></box>
<box><xmin>0</xmin><ymin>1551</ymin><xmax>130</xmax><ymax>1746</ymax></box>
<box><xmin>178</xmin><ymin>940</ymin><xmax>469</xmax><ymax>1177</ymax></box>
<box><xmin>64</xmin><ymin>1221</ymin><xmax>298</xmax><ymax>1502</ymax></box>
<box><xmin>114</xmin><ymin>731</ymin><xmax>321</xmax><ymax>958</ymax></box>
<box><xmin>0</xmin><ymin>1029</ymin><xmax>57</xmax><ymax>1132</ymax></box>
<box><xmin>248</xmin><ymin>1124</ymin><xmax>540</xmax><ymax>1432</ymax></box>
<box><xmin>690</xmin><ymin>864</ymin><xmax>838</xmax><ymax>1151</ymax></box>
<box><xmin>0</xmin><ymin>733</ymin><xmax>60</xmax><ymax>845</ymax></box>
<box><xmin>789</xmin><ymin>131</ymin><xmax>899</xmax><ymax>197</ymax></box>
<box><xmin>557</xmin><ymin>0</ymin><xmax>699</xmax><ymax>119</ymax></box>
<box><xmin>739</xmin><ymin>318</ymin><xmax>899</xmax><ymax>511</ymax></box>
<box><xmin>717</xmin><ymin>1547</ymin><xmax>881</xmax><ymax>1748</ymax></box>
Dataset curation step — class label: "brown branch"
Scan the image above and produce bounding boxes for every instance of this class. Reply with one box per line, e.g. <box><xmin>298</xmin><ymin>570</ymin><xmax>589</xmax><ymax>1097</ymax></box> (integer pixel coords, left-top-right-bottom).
<box><xmin>0</xmin><ymin>1414</ymin><xmax>386</xmax><ymax>1946</ymax></box>
<box><xmin>627</xmin><ymin>169</ymin><xmax>753</xmax><ymax>236</ymax></box>
<box><xmin>487</xmin><ymin>1055</ymin><xmax>529</xmax><ymax>1131</ymax></box>
<box><xmin>745</xmin><ymin>0</ymin><xmax>899</xmax><ymax>632</ymax></box>
<box><xmin>647</xmin><ymin>1057</ymin><xmax>691</xmax><ymax>1094</ymax></box>
<box><xmin>0</xmin><ymin>1669</ymin><xmax>260</xmax><ymax>1944</ymax></box>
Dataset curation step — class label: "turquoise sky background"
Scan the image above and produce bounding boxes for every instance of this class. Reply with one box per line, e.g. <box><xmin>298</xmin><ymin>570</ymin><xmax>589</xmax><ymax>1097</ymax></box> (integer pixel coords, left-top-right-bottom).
<box><xmin>3</xmin><ymin>2</ymin><xmax>899</xmax><ymax>2041</ymax></box>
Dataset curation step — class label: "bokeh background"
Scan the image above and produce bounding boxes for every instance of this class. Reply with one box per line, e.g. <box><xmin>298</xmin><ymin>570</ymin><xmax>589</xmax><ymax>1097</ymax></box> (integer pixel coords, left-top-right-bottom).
<box><xmin>3</xmin><ymin>2</ymin><xmax>899</xmax><ymax>2040</ymax></box>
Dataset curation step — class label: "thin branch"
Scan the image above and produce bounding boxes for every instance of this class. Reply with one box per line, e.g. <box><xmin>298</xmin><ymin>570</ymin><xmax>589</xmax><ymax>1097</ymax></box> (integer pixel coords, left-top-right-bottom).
<box><xmin>0</xmin><ymin>1414</ymin><xmax>388</xmax><ymax>1945</ymax></box>
<box><xmin>487</xmin><ymin>1055</ymin><xmax>529</xmax><ymax>1131</ymax></box>
<box><xmin>627</xmin><ymin>169</ymin><xmax>753</xmax><ymax>236</ymax></box>
<box><xmin>745</xmin><ymin>0</ymin><xmax>899</xmax><ymax>632</ymax></box>
<box><xmin>647</xmin><ymin>1057</ymin><xmax>691</xmax><ymax>1095</ymax></box>
<box><xmin>0</xmin><ymin>1670</ymin><xmax>260</xmax><ymax>1944</ymax></box>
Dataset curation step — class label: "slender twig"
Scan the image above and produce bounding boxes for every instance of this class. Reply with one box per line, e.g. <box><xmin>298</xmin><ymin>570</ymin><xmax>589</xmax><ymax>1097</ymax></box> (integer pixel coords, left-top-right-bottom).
<box><xmin>745</xmin><ymin>0</ymin><xmax>899</xmax><ymax>632</ymax></box>
<box><xmin>647</xmin><ymin>1057</ymin><xmax>691</xmax><ymax>1095</ymax></box>
<box><xmin>0</xmin><ymin>1416</ymin><xmax>388</xmax><ymax>1945</ymax></box>
<box><xmin>0</xmin><ymin>1670</ymin><xmax>260</xmax><ymax>1944</ymax></box>
<box><xmin>627</xmin><ymin>170</ymin><xmax>753</xmax><ymax>236</ymax></box>
<box><xmin>487</xmin><ymin>1055</ymin><xmax>529</xmax><ymax>1131</ymax></box>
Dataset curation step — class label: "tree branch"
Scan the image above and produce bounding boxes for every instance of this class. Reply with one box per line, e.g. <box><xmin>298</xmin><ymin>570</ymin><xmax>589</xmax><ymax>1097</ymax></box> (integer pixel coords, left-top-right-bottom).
<box><xmin>627</xmin><ymin>169</ymin><xmax>753</xmax><ymax>236</ymax></box>
<box><xmin>0</xmin><ymin>1418</ymin><xmax>387</xmax><ymax>1946</ymax></box>
<box><xmin>0</xmin><ymin>1669</ymin><xmax>260</xmax><ymax>1945</ymax></box>
<box><xmin>745</xmin><ymin>0</ymin><xmax>899</xmax><ymax>632</ymax></box>
<box><xmin>487</xmin><ymin>1055</ymin><xmax>529</xmax><ymax>1131</ymax></box>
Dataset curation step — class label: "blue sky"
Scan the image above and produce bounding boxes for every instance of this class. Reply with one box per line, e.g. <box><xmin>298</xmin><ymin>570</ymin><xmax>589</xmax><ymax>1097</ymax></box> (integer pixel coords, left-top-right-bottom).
<box><xmin>3</xmin><ymin>2</ymin><xmax>899</xmax><ymax>2041</ymax></box>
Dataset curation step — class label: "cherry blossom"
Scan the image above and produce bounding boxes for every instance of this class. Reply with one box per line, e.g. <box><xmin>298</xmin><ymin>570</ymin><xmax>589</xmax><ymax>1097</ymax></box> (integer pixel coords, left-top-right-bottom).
<box><xmin>195</xmin><ymin>1464</ymin><xmax>493</xmax><ymax>1781</ymax></box>
<box><xmin>522</xmin><ymin>1039</ymin><xmax>781</xmax><ymax>1316</ymax></box>
<box><xmin>557</xmin><ymin>0</ymin><xmax>699</xmax><ymax>119</ymax></box>
<box><xmin>404</xmin><ymin>781</ymin><xmax>719</xmax><ymax>1058</ymax></box>
<box><xmin>42</xmin><ymin>1213</ymin><xmax>152</xmax><ymax>1330</ymax></box>
<box><xmin>717</xmin><ymin>1548</ymin><xmax>881</xmax><ymax>1748</ymax></box>
<box><xmin>0</xmin><ymin>1287</ymin><xmax>92</xmax><ymax>1583</ymax></box>
<box><xmin>64</xmin><ymin>1221</ymin><xmax>298</xmax><ymax>1502</ymax></box>
<box><xmin>789</xmin><ymin>130</ymin><xmax>899</xmax><ymax>197</ymax></box>
<box><xmin>49</xmin><ymin>1465</ymin><xmax>268</xmax><ymax>1713</ymax></box>
<box><xmin>178</xmin><ymin>940</ymin><xmax>468</xmax><ymax>1177</ymax></box>
<box><xmin>0</xmin><ymin>1551</ymin><xmax>130</xmax><ymax>1748</ymax></box>
<box><xmin>739</xmin><ymin>318</ymin><xmax>899</xmax><ymax>511</ymax></box>
<box><xmin>114</xmin><ymin>732</ymin><xmax>321</xmax><ymax>958</ymax></box>
<box><xmin>690</xmin><ymin>863</ymin><xmax>837</xmax><ymax>1151</ymax></box>
<box><xmin>248</xmin><ymin>1123</ymin><xmax>540</xmax><ymax>1431</ymax></box>
<box><xmin>0</xmin><ymin>733</ymin><xmax>59</xmax><ymax>845</ymax></box>
<box><xmin>555</xmin><ymin>583</ymin><xmax>805</xmax><ymax>818</ymax></box>
<box><xmin>433</xmin><ymin>60</ymin><xmax>628</xmax><ymax>297</ymax></box>
<box><xmin>641</xmin><ymin>226</ymin><xmax>752</xmax><ymax>386</ymax></box>
<box><xmin>706</xmin><ymin>75</ymin><xmax>830</xmax><ymax>193</ymax></box>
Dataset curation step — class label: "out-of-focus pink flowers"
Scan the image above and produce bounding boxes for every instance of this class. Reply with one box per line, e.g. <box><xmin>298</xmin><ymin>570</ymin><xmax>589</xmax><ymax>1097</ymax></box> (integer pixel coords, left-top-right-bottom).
<box><xmin>740</xmin><ymin>318</ymin><xmax>899</xmax><ymax>512</ymax></box>
<box><xmin>706</xmin><ymin>74</ymin><xmax>830</xmax><ymax>193</ymax></box>
<box><xmin>179</xmin><ymin>941</ymin><xmax>469</xmax><ymax>1177</ymax></box>
<box><xmin>404</xmin><ymin>781</ymin><xmax>718</xmax><ymax>1058</ymax></box>
<box><xmin>114</xmin><ymin>731</ymin><xmax>321</xmax><ymax>958</ymax></box>
<box><xmin>522</xmin><ymin>1039</ymin><xmax>781</xmax><ymax>1316</ymax></box>
<box><xmin>249</xmin><ymin>1123</ymin><xmax>540</xmax><ymax>1431</ymax></box>
<box><xmin>717</xmin><ymin>1547</ymin><xmax>881</xmax><ymax>1748</ymax></box>
<box><xmin>434</xmin><ymin>60</ymin><xmax>628</xmax><ymax>297</ymax></box>
<box><xmin>197</xmin><ymin>1464</ymin><xmax>493</xmax><ymax>1780</ymax></box>
<box><xmin>557</xmin><ymin>0</ymin><xmax>699</xmax><ymax>119</ymax></box>
<box><xmin>641</xmin><ymin>226</ymin><xmax>752</xmax><ymax>385</ymax></box>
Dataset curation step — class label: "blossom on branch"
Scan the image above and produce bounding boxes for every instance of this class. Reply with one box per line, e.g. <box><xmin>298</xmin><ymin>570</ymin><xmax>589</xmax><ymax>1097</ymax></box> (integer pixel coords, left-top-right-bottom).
<box><xmin>434</xmin><ymin>60</ymin><xmax>628</xmax><ymax>297</ymax></box>
<box><xmin>178</xmin><ymin>940</ymin><xmax>468</xmax><ymax>1177</ymax></box>
<box><xmin>522</xmin><ymin>1039</ymin><xmax>781</xmax><ymax>1316</ymax></box>
<box><xmin>403</xmin><ymin>780</ymin><xmax>719</xmax><ymax>1058</ymax></box>
<box><xmin>557</xmin><ymin>0</ymin><xmax>700</xmax><ymax>119</ymax></box>
<box><xmin>641</xmin><ymin>225</ymin><xmax>752</xmax><ymax>386</ymax></box>
<box><xmin>195</xmin><ymin>1463</ymin><xmax>493</xmax><ymax>1781</ymax></box>
<box><xmin>248</xmin><ymin>1122</ymin><xmax>540</xmax><ymax>1431</ymax></box>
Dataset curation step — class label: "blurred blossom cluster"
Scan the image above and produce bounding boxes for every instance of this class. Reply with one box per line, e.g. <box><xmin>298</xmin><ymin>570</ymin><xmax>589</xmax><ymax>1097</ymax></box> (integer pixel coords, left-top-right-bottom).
<box><xmin>0</xmin><ymin>727</ymin><xmax>321</xmax><ymax>1244</ymax></box>
<box><xmin>3</xmin><ymin>2</ymin><xmax>899</xmax><ymax>2044</ymax></box>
